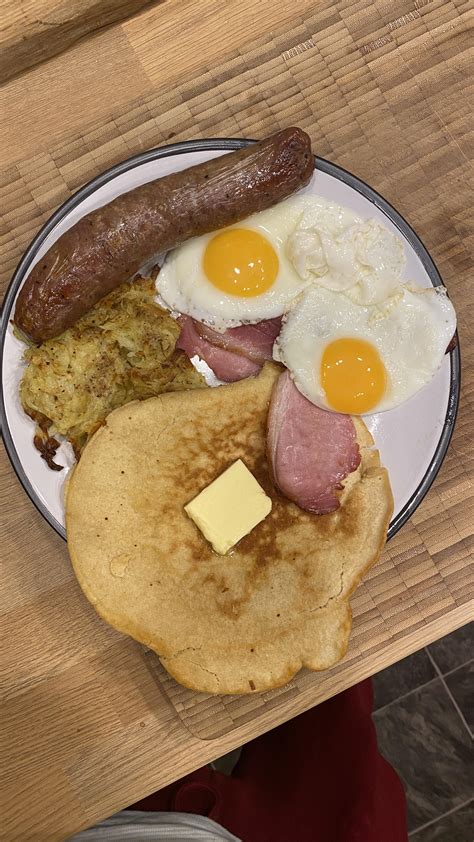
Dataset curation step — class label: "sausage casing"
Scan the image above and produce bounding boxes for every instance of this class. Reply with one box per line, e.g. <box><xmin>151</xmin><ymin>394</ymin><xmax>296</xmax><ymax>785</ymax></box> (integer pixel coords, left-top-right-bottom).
<box><xmin>14</xmin><ymin>128</ymin><xmax>314</xmax><ymax>342</ymax></box>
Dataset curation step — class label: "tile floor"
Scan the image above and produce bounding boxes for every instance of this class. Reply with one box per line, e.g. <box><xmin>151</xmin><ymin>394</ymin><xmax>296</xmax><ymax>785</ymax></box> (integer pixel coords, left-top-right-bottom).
<box><xmin>373</xmin><ymin>623</ymin><xmax>473</xmax><ymax>839</ymax></box>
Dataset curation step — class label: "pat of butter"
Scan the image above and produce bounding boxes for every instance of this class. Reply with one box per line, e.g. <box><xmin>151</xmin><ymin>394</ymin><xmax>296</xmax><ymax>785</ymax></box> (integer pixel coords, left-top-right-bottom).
<box><xmin>184</xmin><ymin>459</ymin><xmax>272</xmax><ymax>555</ymax></box>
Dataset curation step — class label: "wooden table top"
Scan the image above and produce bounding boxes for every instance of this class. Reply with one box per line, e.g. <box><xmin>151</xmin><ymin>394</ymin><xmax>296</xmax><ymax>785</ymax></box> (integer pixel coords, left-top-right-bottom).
<box><xmin>1</xmin><ymin>1</ymin><xmax>472</xmax><ymax>839</ymax></box>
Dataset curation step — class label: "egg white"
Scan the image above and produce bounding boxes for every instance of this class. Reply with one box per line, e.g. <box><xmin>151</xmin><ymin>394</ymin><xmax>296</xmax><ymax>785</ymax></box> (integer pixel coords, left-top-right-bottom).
<box><xmin>156</xmin><ymin>197</ymin><xmax>318</xmax><ymax>331</ymax></box>
<box><xmin>274</xmin><ymin>284</ymin><xmax>457</xmax><ymax>414</ymax></box>
<box><xmin>286</xmin><ymin>198</ymin><xmax>406</xmax><ymax>306</ymax></box>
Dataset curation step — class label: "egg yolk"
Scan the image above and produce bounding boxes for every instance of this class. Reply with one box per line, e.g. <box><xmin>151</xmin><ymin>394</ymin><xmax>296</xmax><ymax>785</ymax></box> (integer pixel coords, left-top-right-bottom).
<box><xmin>321</xmin><ymin>338</ymin><xmax>387</xmax><ymax>414</ymax></box>
<box><xmin>203</xmin><ymin>228</ymin><xmax>278</xmax><ymax>297</ymax></box>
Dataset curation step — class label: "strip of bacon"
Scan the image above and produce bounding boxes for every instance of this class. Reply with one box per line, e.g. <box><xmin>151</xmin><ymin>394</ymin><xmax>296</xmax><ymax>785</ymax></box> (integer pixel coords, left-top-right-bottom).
<box><xmin>267</xmin><ymin>370</ymin><xmax>361</xmax><ymax>514</ymax></box>
<box><xmin>194</xmin><ymin>317</ymin><xmax>282</xmax><ymax>364</ymax></box>
<box><xmin>176</xmin><ymin>316</ymin><xmax>261</xmax><ymax>382</ymax></box>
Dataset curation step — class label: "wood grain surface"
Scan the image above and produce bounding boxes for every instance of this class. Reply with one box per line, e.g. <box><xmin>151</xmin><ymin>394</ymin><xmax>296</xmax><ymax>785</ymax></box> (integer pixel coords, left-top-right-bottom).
<box><xmin>1</xmin><ymin>0</ymin><xmax>473</xmax><ymax>839</ymax></box>
<box><xmin>0</xmin><ymin>0</ymin><xmax>158</xmax><ymax>83</ymax></box>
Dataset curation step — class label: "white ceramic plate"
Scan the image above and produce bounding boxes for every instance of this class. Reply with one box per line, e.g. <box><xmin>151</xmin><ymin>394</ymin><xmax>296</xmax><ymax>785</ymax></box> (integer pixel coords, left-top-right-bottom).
<box><xmin>0</xmin><ymin>139</ymin><xmax>460</xmax><ymax>540</ymax></box>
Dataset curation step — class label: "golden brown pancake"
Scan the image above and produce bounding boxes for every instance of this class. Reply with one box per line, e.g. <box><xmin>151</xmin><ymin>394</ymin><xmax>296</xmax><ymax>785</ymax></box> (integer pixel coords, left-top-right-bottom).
<box><xmin>66</xmin><ymin>363</ymin><xmax>393</xmax><ymax>694</ymax></box>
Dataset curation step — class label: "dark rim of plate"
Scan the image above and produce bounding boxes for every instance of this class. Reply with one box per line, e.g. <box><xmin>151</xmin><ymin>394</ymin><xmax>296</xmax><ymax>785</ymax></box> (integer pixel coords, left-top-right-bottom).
<box><xmin>0</xmin><ymin>138</ymin><xmax>461</xmax><ymax>541</ymax></box>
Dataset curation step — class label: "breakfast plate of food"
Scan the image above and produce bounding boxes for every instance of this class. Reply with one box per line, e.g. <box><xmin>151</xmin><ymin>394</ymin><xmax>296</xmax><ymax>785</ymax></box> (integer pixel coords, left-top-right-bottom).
<box><xmin>1</xmin><ymin>128</ymin><xmax>459</xmax><ymax>694</ymax></box>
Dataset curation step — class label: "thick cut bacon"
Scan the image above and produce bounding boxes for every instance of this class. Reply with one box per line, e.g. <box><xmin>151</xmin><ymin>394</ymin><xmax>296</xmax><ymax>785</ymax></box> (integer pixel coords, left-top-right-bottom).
<box><xmin>176</xmin><ymin>317</ymin><xmax>261</xmax><ymax>382</ymax></box>
<box><xmin>195</xmin><ymin>317</ymin><xmax>282</xmax><ymax>364</ymax></box>
<box><xmin>267</xmin><ymin>370</ymin><xmax>361</xmax><ymax>514</ymax></box>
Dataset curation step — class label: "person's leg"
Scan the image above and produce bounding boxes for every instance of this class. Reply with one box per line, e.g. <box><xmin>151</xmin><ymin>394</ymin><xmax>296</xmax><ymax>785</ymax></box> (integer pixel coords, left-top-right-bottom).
<box><xmin>130</xmin><ymin>680</ymin><xmax>407</xmax><ymax>842</ymax></box>
<box><xmin>219</xmin><ymin>679</ymin><xmax>407</xmax><ymax>842</ymax></box>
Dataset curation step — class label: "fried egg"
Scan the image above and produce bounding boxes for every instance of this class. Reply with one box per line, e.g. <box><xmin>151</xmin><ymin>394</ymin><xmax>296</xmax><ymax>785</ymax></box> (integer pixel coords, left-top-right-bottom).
<box><xmin>156</xmin><ymin>198</ymin><xmax>315</xmax><ymax>331</ymax></box>
<box><xmin>286</xmin><ymin>198</ymin><xmax>405</xmax><ymax>305</ymax></box>
<box><xmin>274</xmin><ymin>284</ymin><xmax>456</xmax><ymax>414</ymax></box>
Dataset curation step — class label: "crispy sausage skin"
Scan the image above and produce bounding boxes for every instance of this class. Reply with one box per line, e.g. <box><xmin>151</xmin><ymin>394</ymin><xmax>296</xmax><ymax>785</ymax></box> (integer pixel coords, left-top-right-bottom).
<box><xmin>14</xmin><ymin>128</ymin><xmax>314</xmax><ymax>343</ymax></box>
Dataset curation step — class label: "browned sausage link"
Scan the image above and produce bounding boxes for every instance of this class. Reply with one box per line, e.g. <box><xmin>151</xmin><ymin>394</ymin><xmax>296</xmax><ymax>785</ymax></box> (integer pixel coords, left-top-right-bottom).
<box><xmin>14</xmin><ymin>128</ymin><xmax>314</xmax><ymax>343</ymax></box>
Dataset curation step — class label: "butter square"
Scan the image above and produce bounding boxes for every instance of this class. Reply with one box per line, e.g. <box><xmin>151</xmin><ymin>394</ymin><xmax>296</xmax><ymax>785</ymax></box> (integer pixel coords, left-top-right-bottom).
<box><xmin>184</xmin><ymin>459</ymin><xmax>272</xmax><ymax>555</ymax></box>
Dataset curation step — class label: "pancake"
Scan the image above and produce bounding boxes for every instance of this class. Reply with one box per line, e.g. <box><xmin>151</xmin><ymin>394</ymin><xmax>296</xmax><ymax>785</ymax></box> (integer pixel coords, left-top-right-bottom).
<box><xmin>66</xmin><ymin>363</ymin><xmax>393</xmax><ymax>694</ymax></box>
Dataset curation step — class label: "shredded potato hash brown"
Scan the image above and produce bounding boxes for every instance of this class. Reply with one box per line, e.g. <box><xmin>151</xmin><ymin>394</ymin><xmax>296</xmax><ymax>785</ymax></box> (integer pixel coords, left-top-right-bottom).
<box><xmin>19</xmin><ymin>276</ymin><xmax>205</xmax><ymax>468</ymax></box>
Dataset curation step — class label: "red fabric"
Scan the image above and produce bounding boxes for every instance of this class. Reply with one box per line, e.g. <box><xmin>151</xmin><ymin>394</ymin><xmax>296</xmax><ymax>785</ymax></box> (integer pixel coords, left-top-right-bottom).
<box><xmin>129</xmin><ymin>679</ymin><xmax>407</xmax><ymax>842</ymax></box>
